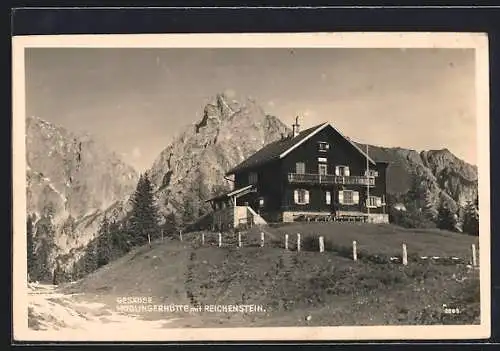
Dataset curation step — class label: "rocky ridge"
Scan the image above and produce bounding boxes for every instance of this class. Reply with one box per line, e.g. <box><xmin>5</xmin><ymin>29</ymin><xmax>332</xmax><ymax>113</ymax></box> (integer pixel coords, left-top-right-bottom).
<box><xmin>26</xmin><ymin>116</ymin><xmax>138</xmax><ymax>276</ymax></box>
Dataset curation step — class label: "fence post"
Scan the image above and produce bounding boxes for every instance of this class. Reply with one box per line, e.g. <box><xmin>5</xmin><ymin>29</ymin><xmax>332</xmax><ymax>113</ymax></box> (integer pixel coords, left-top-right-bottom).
<box><xmin>402</xmin><ymin>243</ymin><xmax>408</xmax><ymax>266</ymax></box>
<box><xmin>297</xmin><ymin>233</ymin><xmax>301</xmax><ymax>252</ymax></box>
<box><xmin>201</xmin><ymin>232</ymin><xmax>205</xmax><ymax>246</ymax></box>
<box><xmin>353</xmin><ymin>240</ymin><xmax>358</xmax><ymax>261</ymax></box>
<box><xmin>319</xmin><ymin>236</ymin><xmax>325</xmax><ymax>253</ymax></box>
<box><xmin>260</xmin><ymin>232</ymin><xmax>265</xmax><ymax>248</ymax></box>
<box><xmin>285</xmin><ymin>234</ymin><xmax>289</xmax><ymax>250</ymax></box>
<box><xmin>179</xmin><ymin>230</ymin><xmax>183</xmax><ymax>242</ymax></box>
<box><xmin>472</xmin><ymin>244</ymin><xmax>477</xmax><ymax>267</ymax></box>
<box><xmin>161</xmin><ymin>230</ymin><xmax>164</xmax><ymax>242</ymax></box>
<box><xmin>218</xmin><ymin>232</ymin><xmax>222</xmax><ymax>248</ymax></box>
<box><xmin>238</xmin><ymin>232</ymin><xmax>242</xmax><ymax>248</ymax></box>
<box><xmin>148</xmin><ymin>233</ymin><xmax>151</xmax><ymax>247</ymax></box>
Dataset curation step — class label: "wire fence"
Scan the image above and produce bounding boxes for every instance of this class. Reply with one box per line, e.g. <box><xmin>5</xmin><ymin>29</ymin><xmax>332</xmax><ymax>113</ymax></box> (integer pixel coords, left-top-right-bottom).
<box><xmin>162</xmin><ymin>228</ymin><xmax>480</xmax><ymax>268</ymax></box>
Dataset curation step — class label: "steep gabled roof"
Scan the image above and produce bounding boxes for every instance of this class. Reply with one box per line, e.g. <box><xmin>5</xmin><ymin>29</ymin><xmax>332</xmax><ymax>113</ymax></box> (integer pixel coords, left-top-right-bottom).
<box><xmin>225</xmin><ymin>122</ymin><xmax>377</xmax><ymax>175</ymax></box>
<box><xmin>226</xmin><ymin>123</ymin><xmax>327</xmax><ymax>175</ymax></box>
<box><xmin>205</xmin><ymin>184</ymin><xmax>256</xmax><ymax>202</ymax></box>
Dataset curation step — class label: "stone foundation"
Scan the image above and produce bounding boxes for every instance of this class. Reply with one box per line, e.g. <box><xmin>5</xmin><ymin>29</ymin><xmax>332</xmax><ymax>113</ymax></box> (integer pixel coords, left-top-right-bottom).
<box><xmin>366</xmin><ymin>213</ymin><xmax>389</xmax><ymax>224</ymax></box>
<box><xmin>281</xmin><ymin>211</ymin><xmax>389</xmax><ymax>224</ymax></box>
<box><xmin>282</xmin><ymin>211</ymin><xmax>331</xmax><ymax>222</ymax></box>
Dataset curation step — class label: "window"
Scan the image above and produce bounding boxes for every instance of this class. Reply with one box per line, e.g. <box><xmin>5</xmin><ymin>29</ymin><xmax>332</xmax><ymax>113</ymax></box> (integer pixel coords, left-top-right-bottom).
<box><xmin>325</xmin><ymin>191</ymin><xmax>331</xmax><ymax>205</ymax></box>
<box><xmin>339</xmin><ymin>190</ymin><xmax>359</xmax><ymax>205</ymax></box>
<box><xmin>248</xmin><ymin>172</ymin><xmax>258</xmax><ymax>184</ymax></box>
<box><xmin>318</xmin><ymin>142</ymin><xmax>330</xmax><ymax>152</ymax></box>
<box><xmin>364</xmin><ymin>169</ymin><xmax>379</xmax><ymax>177</ymax></box>
<box><xmin>335</xmin><ymin>165</ymin><xmax>350</xmax><ymax>176</ymax></box>
<box><xmin>318</xmin><ymin>157</ymin><xmax>328</xmax><ymax>163</ymax></box>
<box><xmin>296</xmin><ymin>162</ymin><xmax>306</xmax><ymax>174</ymax></box>
<box><xmin>294</xmin><ymin>189</ymin><xmax>310</xmax><ymax>205</ymax></box>
<box><xmin>367</xmin><ymin>196</ymin><xmax>382</xmax><ymax>208</ymax></box>
<box><xmin>318</xmin><ymin>164</ymin><xmax>328</xmax><ymax>175</ymax></box>
<box><xmin>259</xmin><ymin>197</ymin><xmax>265</xmax><ymax>207</ymax></box>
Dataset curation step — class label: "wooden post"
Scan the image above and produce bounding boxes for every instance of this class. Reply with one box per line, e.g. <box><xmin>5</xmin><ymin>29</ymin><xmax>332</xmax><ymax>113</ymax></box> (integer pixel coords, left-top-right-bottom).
<box><xmin>297</xmin><ymin>233</ymin><xmax>301</xmax><ymax>252</ymax></box>
<box><xmin>353</xmin><ymin>240</ymin><xmax>358</xmax><ymax>261</ymax></box>
<box><xmin>402</xmin><ymin>243</ymin><xmax>408</xmax><ymax>266</ymax></box>
<box><xmin>238</xmin><ymin>232</ymin><xmax>242</xmax><ymax>248</ymax></box>
<box><xmin>285</xmin><ymin>234</ymin><xmax>289</xmax><ymax>250</ymax></box>
<box><xmin>260</xmin><ymin>232</ymin><xmax>265</xmax><ymax>248</ymax></box>
<box><xmin>472</xmin><ymin>244</ymin><xmax>477</xmax><ymax>267</ymax></box>
<box><xmin>201</xmin><ymin>232</ymin><xmax>205</xmax><ymax>246</ymax></box>
<box><xmin>148</xmin><ymin>233</ymin><xmax>151</xmax><ymax>247</ymax></box>
<box><xmin>319</xmin><ymin>236</ymin><xmax>325</xmax><ymax>253</ymax></box>
<box><xmin>161</xmin><ymin>230</ymin><xmax>164</xmax><ymax>242</ymax></box>
<box><xmin>218</xmin><ymin>232</ymin><xmax>222</xmax><ymax>248</ymax></box>
<box><xmin>179</xmin><ymin>230</ymin><xmax>183</xmax><ymax>242</ymax></box>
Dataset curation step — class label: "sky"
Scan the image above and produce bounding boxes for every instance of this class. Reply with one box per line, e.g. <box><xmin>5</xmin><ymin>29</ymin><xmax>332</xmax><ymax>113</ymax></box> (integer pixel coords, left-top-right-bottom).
<box><xmin>25</xmin><ymin>47</ymin><xmax>477</xmax><ymax>171</ymax></box>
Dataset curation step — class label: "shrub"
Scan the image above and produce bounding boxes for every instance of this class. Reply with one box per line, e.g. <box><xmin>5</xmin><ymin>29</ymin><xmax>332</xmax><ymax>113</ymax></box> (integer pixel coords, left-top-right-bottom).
<box><xmin>437</xmin><ymin>204</ymin><xmax>458</xmax><ymax>231</ymax></box>
<box><xmin>301</xmin><ymin>234</ymin><xmax>321</xmax><ymax>251</ymax></box>
<box><xmin>389</xmin><ymin>205</ymin><xmax>436</xmax><ymax>229</ymax></box>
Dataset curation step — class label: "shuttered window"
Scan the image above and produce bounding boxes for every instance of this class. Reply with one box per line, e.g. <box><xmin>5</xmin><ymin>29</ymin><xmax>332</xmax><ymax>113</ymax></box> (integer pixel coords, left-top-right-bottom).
<box><xmin>319</xmin><ymin>164</ymin><xmax>328</xmax><ymax>175</ymax></box>
<box><xmin>339</xmin><ymin>190</ymin><xmax>359</xmax><ymax>205</ymax></box>
<box><xmin>296</xmin><ymin>162</ymin><xmax>306</xmax><ymax>174</ymax></box>
<box><xmin>318</xmin><ymin>142</ymin><xmax>330</xmax><ymax>152</ymax></box>
<box><xmin>325</xmin><ymin>191</ymin><xmax>331</xmax><ymax>205</ymax></box>
<box><xmin>335</xmin><ymin>165</ymin><xmax>350</xmax><ymax>176</ymax></box>
<box><xmin>248</xmin><ymin>172</ymin><xmax>258</xmax><ymax>184</ymax></box>
<box><xmin>367</xmin><ymin>196</ymin><xmax>382</xmax><ymax>208</ymax></box>
<box><xmin>294</xmin><ymin>189</ymin><xmax>309</xmax><ymax>205</ymax></box>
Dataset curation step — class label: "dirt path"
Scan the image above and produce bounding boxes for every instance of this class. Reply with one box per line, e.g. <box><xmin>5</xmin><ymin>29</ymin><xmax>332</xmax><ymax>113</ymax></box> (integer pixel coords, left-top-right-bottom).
<box><xmin>28</xmin><ymin>283</ymin><xmax>181</xmax><ymax>332</ymax></box>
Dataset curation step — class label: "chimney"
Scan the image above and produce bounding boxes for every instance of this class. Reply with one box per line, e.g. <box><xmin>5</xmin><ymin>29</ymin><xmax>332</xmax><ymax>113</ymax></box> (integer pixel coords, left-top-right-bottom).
<box><xmin>292</xmin><ymin>116</ymin><xmax>300</xmax><ymax>138</ymax></box>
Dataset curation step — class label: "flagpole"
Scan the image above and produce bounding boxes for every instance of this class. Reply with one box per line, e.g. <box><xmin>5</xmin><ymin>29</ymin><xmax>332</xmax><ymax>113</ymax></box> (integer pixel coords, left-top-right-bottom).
<box><xmin>366</xmin><ymin>144</ymin><xmax>370</xmax><ymax>218</ymax></box>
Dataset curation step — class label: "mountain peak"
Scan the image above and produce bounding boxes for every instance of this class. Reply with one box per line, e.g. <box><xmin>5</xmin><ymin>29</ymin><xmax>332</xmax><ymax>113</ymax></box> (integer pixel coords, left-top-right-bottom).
<box><xmin>149</xmin><ymin>96</ymin><xmax>289</xmax><ymax>224</ymax></box>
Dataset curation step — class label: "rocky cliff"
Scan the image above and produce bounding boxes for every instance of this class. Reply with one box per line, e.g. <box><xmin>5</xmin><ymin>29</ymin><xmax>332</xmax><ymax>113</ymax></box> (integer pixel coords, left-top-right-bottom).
<box><xmin>148</xmin><ymin>93</ymin><xmax>291</xmax><ymax>224</ymax></box>
<box><xmin>356</xmin><ymin>143</ymin><xmax>478</xmax><ymax>213</ymax></box>
<box><xmin>148</xmin><ymin>94</ymin><xmax>478</xmax><ymax>226</ymax></box>
<box><xmin>26</xmin><ymin>116</ymin><xmax>138</xmax><ymax>279</ymax></box>
<box><xmin>25</xmin><ymin>94</ymin><xmax>479</xmax><ymax>281</ymax></box>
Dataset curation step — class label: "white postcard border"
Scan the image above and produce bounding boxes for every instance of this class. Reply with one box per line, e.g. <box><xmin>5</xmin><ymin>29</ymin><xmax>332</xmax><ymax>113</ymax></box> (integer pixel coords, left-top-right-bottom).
<box><xmin>12</xmin><ymin>32</ymin><xmax>491</xmax><ymax>341</ymax></box>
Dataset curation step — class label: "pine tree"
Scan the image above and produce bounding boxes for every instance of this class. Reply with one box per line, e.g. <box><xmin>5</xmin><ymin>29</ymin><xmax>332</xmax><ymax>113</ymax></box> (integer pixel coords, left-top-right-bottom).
<box><xmin>406</xmin><ymin>173</ymin><xmax>423</xmax><ymax>208</ymax></box>
<box><xmin>422</xmin><ymin>190</ymin><xmax>438</xmax><ymax>222</ymax></box>
<box><xmin>34</xmin><ymin>210</ymin><xmax>57</xmax><ymax>282</ymax></box>
<box><xmin>163</xmin><ymin>212</ymin><xmax>178</xmax><ymax>239</ymax></box>
<box><xmin>83</xmin><ymin>239</ymin><xmax>98</xmax><ymax>274</ymax></box>
<box><xmin>462</xmin><ymin>200</ymin><xmax>479</xmax><ymax>236</ymax></box>
<box><xmin>52</xmin><ymin>259</ymin><xmax>63</xmax><ymax>285</ymax></box>
<box><xmin>182</xmin><ymin>199</ymin><xmax>196</xmax><ymax>227</ymax></box>
<box><xmin>27</xmin><ymin>213</ymin><xmax>36</xmax><ymax>281</ymax></box>
<box><xmin>96</xmin><ymin>215</ymin><xmax>112</xmax><ymax>267</ymax></box>
<box><xmin>109</xmin><ymin>219</ymin><xmax>131</xmax><ymax>256</ymax></box>
<box><xmin>128</xmin><ymin>173</ymin><xmax>161</xmax><ymax>246</ymax></box>
<box><xmin>437</xmin><ymin>204</ymin><xmax>457</xmax><ymax>231</ymax></box>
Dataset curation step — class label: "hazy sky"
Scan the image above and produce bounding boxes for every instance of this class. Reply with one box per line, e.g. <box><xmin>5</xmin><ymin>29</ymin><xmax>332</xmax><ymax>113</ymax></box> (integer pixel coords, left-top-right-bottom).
<box><xmin>25</xmin><ymin>48</ymin><xmax>476</xmax><ymax>171</ymax></box>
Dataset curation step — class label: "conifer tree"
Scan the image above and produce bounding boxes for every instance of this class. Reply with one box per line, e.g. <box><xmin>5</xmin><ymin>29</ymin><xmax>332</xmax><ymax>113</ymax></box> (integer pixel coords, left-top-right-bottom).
<box><xmin>462</xmin><ymin>200</ymin><xmax>479</xmax><ymax>236</ymax></box>
<box><xmin>182</xmin><ymin>200</ymin><xmax>196</xmax><ymax>227</ymax></box>
<box><xmin>109</xmin><ymin>219</ymin><xmax>131</xmax><ymax>256</ymax></box>
<box><xmin>422</xmin><ymin>190</ymin><xmax>438</xmax><ymax>223</ymax></box>
<box><xmin>83</xmin><ymin>238</ymin><xmax>98</xmax><ymax>273</ymax></box>
<box><xmin>128</xmin><ymin>173</ymin><xmax>161</xmax><ymax>246</ymax></box>
<box><xmin>27</xmin><ymin>213</ymin><xmax>36</xmax><ymax>281</ymax></box>
<box><xmin>437</xmin><ymin>203</ymin><xmax>457</xmax><ymax>231</ymax></box>
<box><xmin>163</xmin><ymin>212</ymin><xmax>178</xmax><ymax>239</ymax></box>
<box><xmin>34</xmin><ymin>207</ymin><xmax>57</xmax><ymax>282</ymax></box>
<box><xmin>96</xmin><ymin>215</ymin><xmax>112</xmax><ymax>267</ymax></box>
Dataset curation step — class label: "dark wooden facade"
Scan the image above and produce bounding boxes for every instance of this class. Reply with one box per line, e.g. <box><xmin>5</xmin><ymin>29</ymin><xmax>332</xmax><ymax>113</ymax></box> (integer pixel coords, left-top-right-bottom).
<box><xmin>225</xmin><ymin>122</ymin><xmax>389</xmax><ymax>223</ymax></box>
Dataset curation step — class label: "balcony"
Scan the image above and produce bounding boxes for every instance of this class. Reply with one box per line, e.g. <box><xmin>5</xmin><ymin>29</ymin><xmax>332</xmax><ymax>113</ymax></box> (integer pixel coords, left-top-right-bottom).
<box><xmin>287</xmin><ymin>173</ymin><xmax>375</xmax><ymax>186</ymax></box>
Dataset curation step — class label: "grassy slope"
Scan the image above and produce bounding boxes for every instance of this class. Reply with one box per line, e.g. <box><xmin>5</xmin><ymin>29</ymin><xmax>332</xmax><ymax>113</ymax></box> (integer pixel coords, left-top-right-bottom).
<box><xmin>62</xmin><ymin>223</ymin><xmax>480</xmax><ymax>328</ymax></box>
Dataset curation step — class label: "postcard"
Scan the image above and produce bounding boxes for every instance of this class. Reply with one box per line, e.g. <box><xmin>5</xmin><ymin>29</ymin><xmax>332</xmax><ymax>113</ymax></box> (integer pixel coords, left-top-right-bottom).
<box><xmin>12</xmin><ymin>32</ymin><xmax>490</xmax><ymax>341</ymax></box>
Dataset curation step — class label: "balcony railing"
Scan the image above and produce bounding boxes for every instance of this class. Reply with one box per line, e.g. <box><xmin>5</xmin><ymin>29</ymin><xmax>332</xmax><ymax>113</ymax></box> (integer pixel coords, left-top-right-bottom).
<box><xmin>287</xmin><ymin>173</ymin><xmax>375</xmax><ymax>186</ymax></box>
